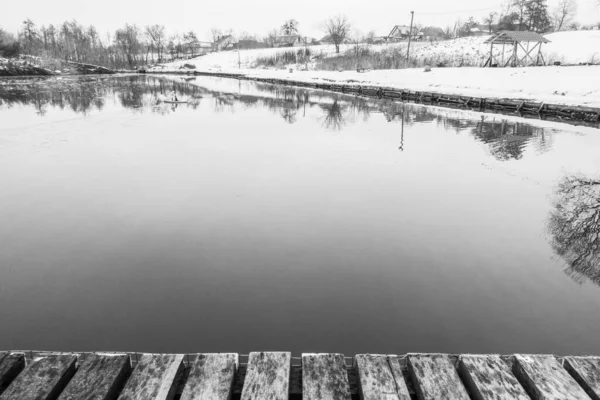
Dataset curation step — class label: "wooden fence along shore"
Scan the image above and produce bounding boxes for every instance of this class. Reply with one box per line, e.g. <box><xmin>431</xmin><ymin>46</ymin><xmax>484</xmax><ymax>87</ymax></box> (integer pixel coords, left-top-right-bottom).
<box><xmin>1</xmin><ymin>351</ymin><xmax>600</xmax><ymax>399</ymax></box>
<box><xmin>149</xmin><ymin>70</ymin><xmax>600</xmax><ymax>128</ymax></box>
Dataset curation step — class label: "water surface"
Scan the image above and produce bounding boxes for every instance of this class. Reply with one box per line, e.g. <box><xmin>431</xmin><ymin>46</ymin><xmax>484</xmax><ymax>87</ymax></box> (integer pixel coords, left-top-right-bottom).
<box><xmin>1</xmin><ymin>75</ymin><xmax>599</xmax><ymax>356</ymax></box>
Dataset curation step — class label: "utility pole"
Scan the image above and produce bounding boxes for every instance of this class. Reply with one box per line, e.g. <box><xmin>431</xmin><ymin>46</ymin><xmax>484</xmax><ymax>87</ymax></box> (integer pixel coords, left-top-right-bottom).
<box><xmin>405</xmin><ymin>11</ymin><xmax>414</xmax><ymax>68</ymax></box>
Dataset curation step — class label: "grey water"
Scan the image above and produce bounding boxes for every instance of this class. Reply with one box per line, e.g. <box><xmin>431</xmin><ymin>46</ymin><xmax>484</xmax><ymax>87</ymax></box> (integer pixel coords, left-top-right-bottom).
<box><xmin>1</xmin><ymin>75</ymin><xmax>599</xmax><ymax>356</ymax></box>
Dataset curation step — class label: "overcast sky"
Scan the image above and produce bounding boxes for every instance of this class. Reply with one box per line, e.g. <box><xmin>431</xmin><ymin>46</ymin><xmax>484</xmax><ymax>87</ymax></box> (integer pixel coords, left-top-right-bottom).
<box><xmin>2</xmin><ymin>0</ymin><xmax>599</xmax><ymax>41</ymax></box>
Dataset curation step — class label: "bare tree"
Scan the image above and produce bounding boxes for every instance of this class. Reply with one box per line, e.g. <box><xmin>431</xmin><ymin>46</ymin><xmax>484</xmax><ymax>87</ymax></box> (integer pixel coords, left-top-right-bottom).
<box><xmin>115</xmin><ymin>24</ymin><xmax>141</xmax><ymax>68</ymax></box>
<box><xmin>512</xmin><ymin>0</ymin><xmax>529</xmax><ymax>29</ymax></box>
<box><xmin>87</xmin><ymin>26</ymin><xmax>98</xmax><ymax>49</ymax></box>
<box><xmin>553</xmin><ymin>0</ymin><xmax>578</xmax><ymax>31</ymax></box>
<box><xmin>20</xmin><ymin>18</ymin><xmax>39</xmax><ymax>53</ymax></box>
<box><xmin>210</xmin><ymin>27</ymin><xmax>222</xmax><ymax>43</ymax></box>
<box><xmin>265</xmin><ymin>29</ymin><xmax>278</xmax><ymax>47</ymax></box>
<box><xmin>443</xmin><ymin>25</ymin><xmax>454</xmax><ymax>39</ymax></box>
<box><xmin>483</xmin><ymin>12</ymin><xmax>498</xmax><ymax>33</ymax></box>
<box><xmin>183</xmin><ymin>31</ymin><xmax>199</xmax><ymax>57</ymax></box>
<box><xmin>324</xmin><ymin>15</ymin><xmax>351</xmax><ymax>54</ymax></box>
<box><xmin>364</xmin><ymin>30</ymin><xmax>376</xmax><ymax>44</ymax></box>
<box><xmin>499</xmin><ymin>0</ymin><xmax>514</xmax><ymax>20</ymax></box>
<box><xmin>145</xmin><ymin>24</ymin><xmax>166</xmax><ymax>62</ymax></box>
<box><xmin>281</xmin><ymin>19</ymin><xmax>299</xmax><ymax>35</ymax></box>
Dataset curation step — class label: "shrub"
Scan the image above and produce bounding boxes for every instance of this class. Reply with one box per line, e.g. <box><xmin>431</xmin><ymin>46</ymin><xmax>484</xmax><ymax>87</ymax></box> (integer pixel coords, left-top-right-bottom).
<box><xmin>254</xmin><ymin>48</ymin><xmax>312</xmax><ymax>68</ymax></box>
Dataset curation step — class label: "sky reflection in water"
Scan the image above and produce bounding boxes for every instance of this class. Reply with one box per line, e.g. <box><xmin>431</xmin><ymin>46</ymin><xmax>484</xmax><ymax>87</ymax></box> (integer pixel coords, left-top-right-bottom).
<box><xmin>0</xmin><ymin>75</ymin><xmax>599</xmax><ymax>356</ymax></box>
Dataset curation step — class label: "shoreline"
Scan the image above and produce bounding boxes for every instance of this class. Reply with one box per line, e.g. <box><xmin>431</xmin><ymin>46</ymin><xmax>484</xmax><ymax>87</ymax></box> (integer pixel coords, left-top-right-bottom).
<box><xmin>147</xmin><ymin>68</ymin><xmax>600</xmax><ymax>127</ymax></box>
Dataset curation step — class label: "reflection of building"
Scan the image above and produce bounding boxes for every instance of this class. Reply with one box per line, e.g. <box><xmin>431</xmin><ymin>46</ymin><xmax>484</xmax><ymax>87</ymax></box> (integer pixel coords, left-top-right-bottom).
<box><xmin>471</xmin><ymin>116</ymin><xmax>547</xmax><ymax>160</ymax></box>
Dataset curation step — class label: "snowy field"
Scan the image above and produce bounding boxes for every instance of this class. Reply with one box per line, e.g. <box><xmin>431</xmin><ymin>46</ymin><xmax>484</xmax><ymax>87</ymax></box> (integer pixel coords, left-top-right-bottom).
<box><xmin>156</xmin><ymin>31</ymin><xmax>600</xmax><ymax>71</ymax></box>
<box><xmin>151</xmin><ymin>31</ymin><xmax>600</xmax><ymax>108</ymax></box>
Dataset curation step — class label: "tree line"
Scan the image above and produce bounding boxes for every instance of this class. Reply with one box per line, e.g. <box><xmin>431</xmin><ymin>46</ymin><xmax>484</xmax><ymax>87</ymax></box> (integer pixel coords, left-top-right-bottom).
<box><xmin>2</xmin><ymin>0</ymin><xmax>598</xmax><ymax>67</ymax></box>
<box><xmin>456</xmin><ymin>0</ymin><xmax>593</xmax><ymax>36</ymax></box>
<box><xmin>1</xmin><ymin>19</ymin><xmax>204</xmax><ymax>69</ymax></box>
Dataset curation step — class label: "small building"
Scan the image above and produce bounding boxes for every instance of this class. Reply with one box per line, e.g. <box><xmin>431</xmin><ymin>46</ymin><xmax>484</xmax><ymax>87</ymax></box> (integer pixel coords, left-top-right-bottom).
<box><xmin>213</xmin><ymin>35</ymin><xmax>235</xmax><ymax>51</ymax></box>
<box><xmin>387</xmin><ymin>25</ymin><xmax>423</xmax><ymax>42</ymax></box>
<box><xmin>469</xmin><ymin>25</ymin><xmax>492</xmax><ymax>37</ymax></box>
<box><xmin>186</xmin><ymin>41</ymin><xmax>213</xmax><ymax>56</ymax></box>
<box><xmin>421</xmin><ymin>27</ymin><xmax>446</xmax><ymax>41</ymax></box>
<box><xmin>273</xmin><ymin>35</ymin><xmax>304</xmax><ymax>47</ymax></box>
<box><xmin>233</xmin><ymin>40</ymin><xmax>268</xmax><ymax>50</ymax></box>
<box><xmin>483</xmin><ymin>30</ymin><xmax>550</xmax><ymax>67</ymax></box>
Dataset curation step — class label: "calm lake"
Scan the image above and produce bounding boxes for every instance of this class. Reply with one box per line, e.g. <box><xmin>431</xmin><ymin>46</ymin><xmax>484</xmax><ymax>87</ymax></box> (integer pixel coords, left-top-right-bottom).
<box><xmin>1</xmin><ymin>75</ymin><xmax>599</xmax><ymax>356</ymax></box>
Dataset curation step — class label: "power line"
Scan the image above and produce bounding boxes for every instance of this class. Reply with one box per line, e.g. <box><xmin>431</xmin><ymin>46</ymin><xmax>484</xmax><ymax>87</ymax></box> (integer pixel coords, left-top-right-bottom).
<box><xmin>417</xmin><ymin>6</ymin><xmax>500</xmax><ymax>16</ymax></box>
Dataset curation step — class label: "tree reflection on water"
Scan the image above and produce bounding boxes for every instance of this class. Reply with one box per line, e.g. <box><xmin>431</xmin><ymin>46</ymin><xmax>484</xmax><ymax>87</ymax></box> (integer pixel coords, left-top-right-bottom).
<box><xmin>320</xmin><ymin>100</ymin><xmax>345</xmax><ymax>131</ymax></box>
<box><xmin>548</xmin><ymin>175</ymin><xmax>600</xmax><ymax>286</ymax></box>
<box><xmin>0</xmin><ymin>75</ymin><xmax>563</xmax><ymax>160</ymax></box>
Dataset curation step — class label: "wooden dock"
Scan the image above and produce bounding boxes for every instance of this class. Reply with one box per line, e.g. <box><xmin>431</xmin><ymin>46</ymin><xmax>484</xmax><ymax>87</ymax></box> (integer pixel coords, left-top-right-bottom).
<box><xmin>1</xmin><ymin>351</ymin><xmax>600</xmax><ymax>399</ymax></box>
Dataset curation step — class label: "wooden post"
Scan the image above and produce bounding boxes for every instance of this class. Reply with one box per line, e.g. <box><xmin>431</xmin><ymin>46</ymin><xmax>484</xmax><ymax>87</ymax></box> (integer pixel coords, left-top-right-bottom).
<box><xmin>536</xmin><ymin>42</ymin><xmax>543</xmax><ymax>66</ymax></box>
<box><xmin>489</xmin><ymin>43</ymin><xmax>493</xmax><ymax>67</ymax></box>
<box><xmin>502</xmin><ymin>42</ymin><xmax>505</xmax><ymax>65</ymax></box>
<box><xmin>513</xmin><ymin>41</ymin><xmax>518</xmax><ymax>67</ymax></box>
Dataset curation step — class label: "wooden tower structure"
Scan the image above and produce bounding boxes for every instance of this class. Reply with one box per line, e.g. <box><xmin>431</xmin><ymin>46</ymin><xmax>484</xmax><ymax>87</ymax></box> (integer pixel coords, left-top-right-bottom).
<box><xmin>483</xmin><ymin>31</ymin><xmax>550</xmax><ymax>67</ymax></box>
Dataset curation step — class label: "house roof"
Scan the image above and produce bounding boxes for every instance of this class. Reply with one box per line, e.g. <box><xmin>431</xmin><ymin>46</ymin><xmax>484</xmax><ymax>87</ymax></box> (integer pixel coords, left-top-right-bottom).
<box><xmin>389</xmin><ymin>25</ymin><xmax>411</xmax><ymax>36</ymax></box>
<box><xmin>484</xmin><ymin>30</ymin><xmax>551</xmax><ymax>44</ymax></box>
<box><xmin>215</xmin><ymin>35</ymin><xmax>233</xmax><ymax>44</ymax></box>
<box><xmin>422</xmin><ymin>27</ymin><xmax>445</xmax><ymax>37</ymax></box>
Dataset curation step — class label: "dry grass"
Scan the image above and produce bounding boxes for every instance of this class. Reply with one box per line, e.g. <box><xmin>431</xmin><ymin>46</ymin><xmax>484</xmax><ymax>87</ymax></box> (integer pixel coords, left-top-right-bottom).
<box><xmin>254</xmin><ymin>48</ymin><xmax>312</xmax><ymax>68</ymax></box>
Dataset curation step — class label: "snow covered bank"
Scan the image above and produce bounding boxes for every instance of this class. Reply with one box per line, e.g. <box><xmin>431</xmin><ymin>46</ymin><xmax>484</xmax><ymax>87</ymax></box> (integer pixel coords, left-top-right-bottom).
<box><xmin>0</xmin><ymin>56</ymin><xmax>54</xmax><ymax>76</ymax></box>
<box><xmin>0</xmin><ymin>55</ymin><xmax>116</xmax><ymax>76</ymax></box>
<box><xmin>150</xmin><ymin>65</ymin><xmax>600</xmax><ymax>109</ymax></box>
<box><xmin>543</xmin><ymin>31</ymin><xmax>600</xmax><ymax>65</ymax></box>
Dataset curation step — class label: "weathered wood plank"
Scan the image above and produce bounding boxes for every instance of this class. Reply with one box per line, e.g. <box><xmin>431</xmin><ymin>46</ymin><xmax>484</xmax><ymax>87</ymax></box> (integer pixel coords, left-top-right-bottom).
<box><xmin>407</xmin><ymin>354</ymin><xmax>469</xmax><ymax>400</ymax></box>
<box><xmin>302</xmin><ymin>353</ymin><xmax>350</xmax><ymax>400</ymax></box>
<box><xmin>240</xmin><ymin>352</ymin><xmax>290</xmax><ymax>400</ymax></box>
<box><xmin>117</xmin><ymin>354</ymin><xmax>184</xmax><ymax>400</ymax></box>
<box><xmin>0</xmin><ymin>353</ymin><xmax>26</xmax><ymax>394</ymax></box>
<box><xmin>180</xmin><ymin>353</ymin><xmax>238</xmax><ymax>400</ymax></box>
<box><xmin>355</xmin><ymin>354</ymin><xmax>410</xmax><ymax>400</ymax></box>
<box><xmin>58</xmin><ymin>354</ymin><xmax>131</xmax><ymax>400</ymax></box>
<box><xmin>564</xmin><ymin>356</ymin><xmax>600</xmax><ymax>400</ymax></box>
<box><xmin>512</xmin><ymin>354</ymin><xmax>589</xmax><ymax>400</ymax></box>
<box><xmin>0</xmin><ymin>353</ymin><xmax>77</xmax><ymax>400</ymax></box>
<box><xmin>458</xmin><ymin>355</ymin><xmax>529</xmax><ymax>400</ymax></box>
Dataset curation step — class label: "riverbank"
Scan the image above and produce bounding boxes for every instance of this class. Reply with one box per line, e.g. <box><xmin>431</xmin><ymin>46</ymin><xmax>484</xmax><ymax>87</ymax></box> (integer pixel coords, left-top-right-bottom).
<box><xmin>146</xmin><ymin>66</ymin><xmax>600</xmax><ymax>125</ymax></box>
<box><xmin>0</xmin><ymin>56</ymin><xmax>116</xmax><ymax>77</ymax></box>
<box><xmin>149</xmin><ymin>64</ymin><xmax>600</xmax><ymax>110</ymax></box>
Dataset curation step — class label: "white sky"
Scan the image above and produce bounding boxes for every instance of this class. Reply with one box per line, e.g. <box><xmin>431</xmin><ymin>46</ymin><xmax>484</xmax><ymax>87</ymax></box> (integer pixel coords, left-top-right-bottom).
<box><xmin>2</xmin><ymin>0</ymin><xmax>599</xmax><ymax>41</ymax></box>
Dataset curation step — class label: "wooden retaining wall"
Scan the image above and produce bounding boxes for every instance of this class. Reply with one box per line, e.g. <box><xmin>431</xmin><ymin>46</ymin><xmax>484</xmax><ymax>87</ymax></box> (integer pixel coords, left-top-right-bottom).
<box><xmin>150</xmin><ymin>70</ymin><xmax>600</xmax><ymax>128</ymax></box>
<box><xmin>1</xmin><ymin>351</ymin><xmax>600</xmax><ymax>399</ymax></box>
